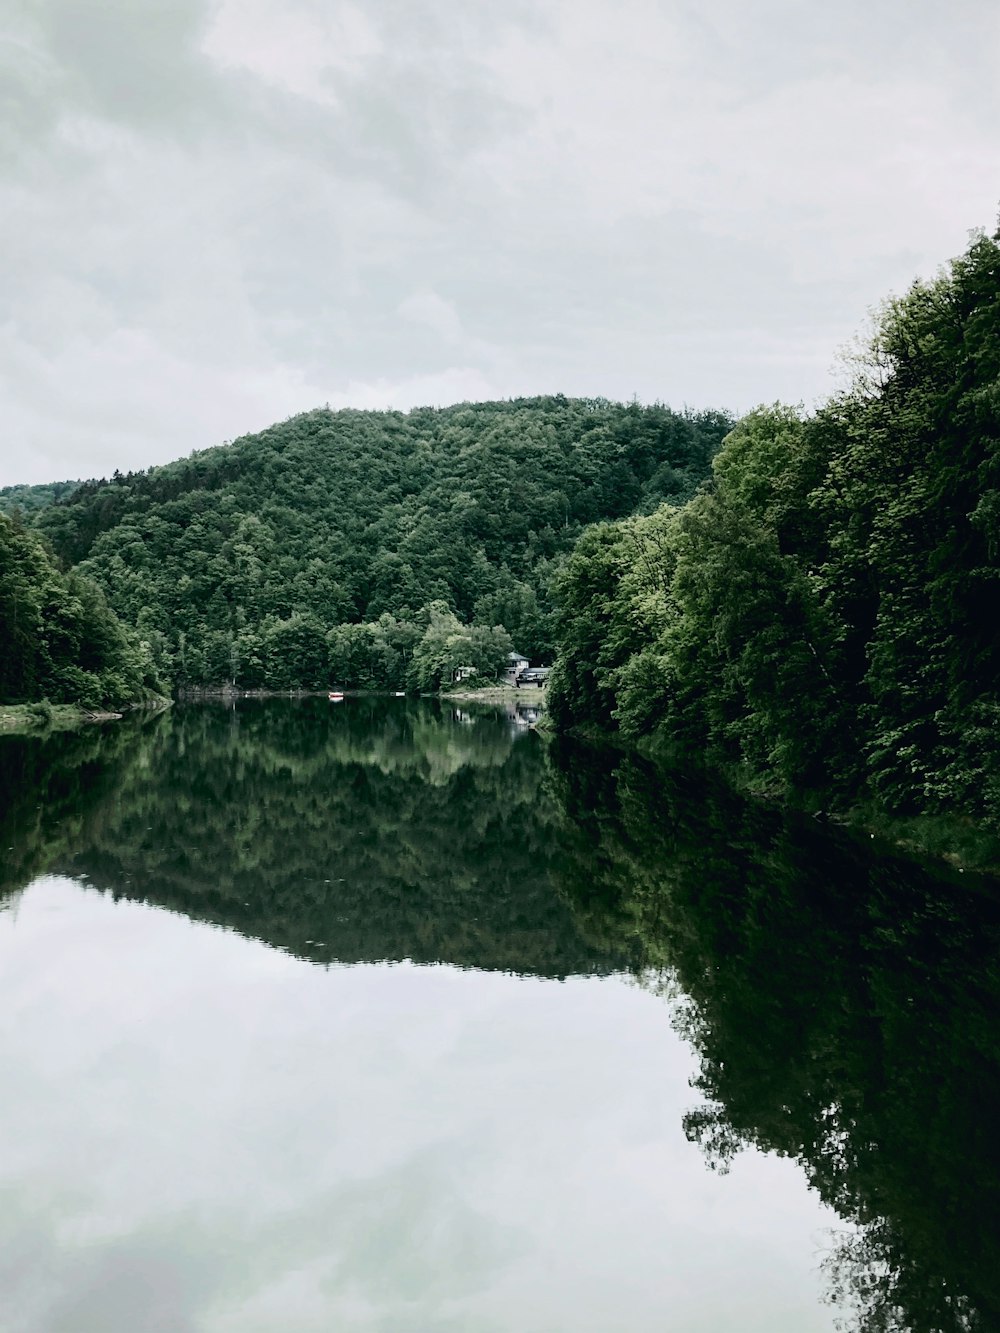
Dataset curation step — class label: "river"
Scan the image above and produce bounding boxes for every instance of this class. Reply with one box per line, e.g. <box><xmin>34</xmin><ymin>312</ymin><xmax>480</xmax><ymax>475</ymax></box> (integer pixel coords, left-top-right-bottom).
<box><xmin>0</xmin><ymin>699</ymin><xmax>996</xmax><ymax>1332</ymax></box>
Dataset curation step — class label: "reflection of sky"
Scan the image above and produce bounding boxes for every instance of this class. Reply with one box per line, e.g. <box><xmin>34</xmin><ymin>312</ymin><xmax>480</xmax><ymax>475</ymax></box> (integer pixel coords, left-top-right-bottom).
<box><xmin>0</xmin><ymin>878</ymin><xmax>839</xmax><ymax>1333</ymax></box>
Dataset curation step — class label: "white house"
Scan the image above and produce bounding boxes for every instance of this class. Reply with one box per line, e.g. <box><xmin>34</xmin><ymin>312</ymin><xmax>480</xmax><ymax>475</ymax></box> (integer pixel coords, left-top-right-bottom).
<box><xmin>505</xmin><ymin>652</ymin><xmax>529</xmax><ymax>684</ymax></box>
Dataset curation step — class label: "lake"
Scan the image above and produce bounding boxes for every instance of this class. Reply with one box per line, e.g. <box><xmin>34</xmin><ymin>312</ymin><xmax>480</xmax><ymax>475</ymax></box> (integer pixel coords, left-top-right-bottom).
<box><xmin>1</xmin><ymin>699</ymin><xmax>997</xmax><ymax>1332</ymax></box>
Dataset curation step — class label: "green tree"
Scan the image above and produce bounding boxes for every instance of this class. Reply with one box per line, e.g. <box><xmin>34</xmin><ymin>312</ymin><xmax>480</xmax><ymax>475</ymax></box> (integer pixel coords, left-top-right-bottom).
<box><xmin>550</xmin><ymin>225</ymin><xmax>1000</xmax><ymax>823</ymax></box>
<box><xmin>0</xmin><ymin>514</ymin><xmax>159</xmax><ymax>706</ymax></box>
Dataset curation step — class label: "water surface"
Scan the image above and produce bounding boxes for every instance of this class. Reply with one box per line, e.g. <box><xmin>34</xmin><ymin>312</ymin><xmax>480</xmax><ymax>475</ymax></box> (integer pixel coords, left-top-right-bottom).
<box><xmin>1</xmin><ymin>699</ymin><xmax>997</xmax><ymax>1332</ymax></box>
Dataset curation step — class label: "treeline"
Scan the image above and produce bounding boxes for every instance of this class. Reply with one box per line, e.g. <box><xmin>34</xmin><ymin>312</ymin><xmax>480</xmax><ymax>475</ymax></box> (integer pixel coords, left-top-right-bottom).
<box><xmin>550</xmin><ymin>228</ymin><xmax>1000</xmax><ymax>822</ymax></box>
<box><xmin>170</xmin><ymin>603</ymin><xmax>517</xmax><ymax>693</ymax></box>
<box><xmin>29</xmin><ymin>397</ymin><xmax>730</xmax><ymax>690</ymax></box>
<box><xmin>0</xmin><ymin>513</ymin><xmax>163</xmax><ymax>707</ymax></box>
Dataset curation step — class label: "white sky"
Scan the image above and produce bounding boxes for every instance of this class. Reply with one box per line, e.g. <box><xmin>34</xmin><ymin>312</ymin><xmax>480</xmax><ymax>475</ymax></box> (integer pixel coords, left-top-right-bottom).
<box><xmin>1</xmin><ymin>0</ymin><xmax>998</xmax><ymax>485</ymax></box>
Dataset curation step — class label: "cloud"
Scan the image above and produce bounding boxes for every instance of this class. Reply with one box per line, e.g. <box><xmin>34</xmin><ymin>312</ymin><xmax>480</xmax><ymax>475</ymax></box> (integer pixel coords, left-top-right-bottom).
<box><xmin>200</xmin><ymin>0</ymin><xmax>381</xmax><ymax>105</ymax></box>
<box><xmin>1</xmin><ymin>0</ymin><xmax>997</xmax><ymax>483</ymax></box>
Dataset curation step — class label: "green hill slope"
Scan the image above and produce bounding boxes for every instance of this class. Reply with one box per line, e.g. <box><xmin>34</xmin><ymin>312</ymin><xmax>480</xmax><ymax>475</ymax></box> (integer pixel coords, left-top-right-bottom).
<box><xmin>35</xmin><ymin>396</ymin><xmax>731</xmax><ymax>688</ymax></box>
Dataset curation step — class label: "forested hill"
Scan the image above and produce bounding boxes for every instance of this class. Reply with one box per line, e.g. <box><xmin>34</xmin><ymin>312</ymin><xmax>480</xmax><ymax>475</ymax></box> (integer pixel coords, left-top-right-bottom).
<box><xmin>33</xmin><ymin>397</ymin><xmax>731</xmax><ymax>689</ymax></box>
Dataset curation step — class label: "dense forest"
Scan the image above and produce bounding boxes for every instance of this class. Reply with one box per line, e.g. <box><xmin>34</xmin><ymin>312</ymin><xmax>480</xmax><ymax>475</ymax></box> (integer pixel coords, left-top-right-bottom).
<box><xmin>550</xmin><ymin>734</ymin><xmax>1000</xmax><ymax>1333</ymax></box>
<box><xmin>23</xmin><ymin>397</ymin><xmax>730</xmax><ymax>693</ymax></box>
<box><xmin>550</xmin><ymin>227</ymin><xmax>1000</xmax><ymax>822</ymax></box>
<box><xmin>0</xmin><ymin>512</ymin><xmax>163</xmax><ymax>707</ymax></box>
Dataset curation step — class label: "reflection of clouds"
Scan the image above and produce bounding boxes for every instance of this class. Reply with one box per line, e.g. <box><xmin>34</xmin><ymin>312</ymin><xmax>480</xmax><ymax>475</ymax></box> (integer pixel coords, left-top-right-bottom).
<box><xmin>208</xmin><ymin>1150</ymin><xmax>520</xmax><ymax>1332</ymax></box>
<box><xmin>0</xmin><ymin>1193</ymin><xmax>219</xmax><ymax>1333</ymax></box>
<box><xmin>0</xmin><ymin>879</ymin><xmax>838</xmax><ymax>1331</ymax></box>
<box><xmin>41</xmin><ymin>1237</ymin><xmax>210</xmax><ymax>1333</ymax></box>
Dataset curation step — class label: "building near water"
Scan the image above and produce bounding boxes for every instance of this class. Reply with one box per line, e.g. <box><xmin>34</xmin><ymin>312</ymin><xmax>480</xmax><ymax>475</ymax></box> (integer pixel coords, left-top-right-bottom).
<box><xmin>519</xmin><ymin>666</ymin><xmax>551</xmax><ymax>685</ymax></box>
<box><xmin>505</xmin><ymin>652</ymin><xmax>530</xmax><ymax>685</ymax></box>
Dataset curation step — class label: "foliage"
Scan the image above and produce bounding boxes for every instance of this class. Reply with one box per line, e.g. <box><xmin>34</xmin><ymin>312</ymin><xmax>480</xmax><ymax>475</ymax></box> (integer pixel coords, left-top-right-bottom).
<box><xmin>406</xmin><ymin>605</ymin><xmax>514</xmax><ymax>691</ymax></box>
<box><xmin>0</xmin><ymin>513</ymin><xmax>164</xmax><ymax>707</ymax></box>
<box><xmin>29</xmin><ymin>397</ymin><xmax>731</xmax><ymax>689</ymax></box>
<box><xmin>0</xmin><ymin>479</ymin><xmax>80</xmax><ymax>517</ymax></box>
<box><xmin>550</xmin><ymin>229</ymin><xmax>1000</xmax><ymax>822</ymax></box>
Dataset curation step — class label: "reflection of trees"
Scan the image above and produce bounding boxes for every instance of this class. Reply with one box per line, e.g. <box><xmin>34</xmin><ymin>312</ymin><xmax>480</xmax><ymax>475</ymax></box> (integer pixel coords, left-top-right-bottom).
<box><xmin>0</xmin><ymin>714</ymin><xmax>162</xmax><ymax>904</ymax></box>
<box><xmin>31</xmin><ymin>699</ymin><xmax>626</xmax><ymax>978</ymax></box>
<box><xmin>548</xmin><ymin>736</ymin><xmax>1000</xmax><ymax>1333</ymax></box>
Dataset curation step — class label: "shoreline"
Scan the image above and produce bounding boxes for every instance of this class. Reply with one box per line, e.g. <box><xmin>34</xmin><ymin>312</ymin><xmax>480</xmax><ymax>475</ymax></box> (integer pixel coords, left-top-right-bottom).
<box><xmin>175</xmin><ymin>684</ymin><xmax>549</xmax><ymax>704</ymax></box>
<box><xmin>1</xmin><ymin>685</ymin><xmax>546</xmax><ymax>735</ymax></box>
<box><xmin>443</xmin><ymin>684</ymin><xmax>547</xmax><ymax>703</ymax></box>
<box><xmin>0</xmin><ymin>704</ymin><xmax>122</xmax><ymax>733</ymax></box>
<box><xmin>0</xmin><ymin>699</ymin><xmax>170</xmax><ymax>734</ymax></box>
<box><xmin>558</xmin><ymin>723</ymin><xmax>1000</xmax><ymax>881</ymax></box>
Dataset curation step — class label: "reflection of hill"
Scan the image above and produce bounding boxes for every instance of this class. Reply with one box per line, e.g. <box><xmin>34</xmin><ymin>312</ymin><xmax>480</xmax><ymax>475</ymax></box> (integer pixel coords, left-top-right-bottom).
<box><xmin>548</xmin><ymin>736</ymin><xmax>1000</xmax><ymax>1333</ymax></box>
<box><xmin>43</xmin><ymin>699</ymin><xmax>626</xmax><ymax>978</ymax></box>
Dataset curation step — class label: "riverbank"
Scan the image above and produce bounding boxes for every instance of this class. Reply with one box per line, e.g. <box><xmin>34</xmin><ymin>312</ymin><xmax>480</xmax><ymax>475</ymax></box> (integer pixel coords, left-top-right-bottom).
<box><xmin>176</xmin><ymin>687</ymin><xmax>410</xmax><ymax>702</ymax></box>
<box><xmin>175</xmin><ymin>684</ymin><xmax>550</xmax><ymax>705</ymax></box>
<box><xmin>0</xmin><ymin>703</ymin><xmax>124</xmax><ymax>733</ymax></box>
<box><xmin>176</xmin><ymin>687</ymin><xmax>323</xmax><ymax>700</ymax></box>
<box><xmin>630</xmin><ymin>730</ymin><xmax>1000</xmax><ymax>879</ymax></box>
<box><xmin>443</xmin><ymin>684</ymin><xmax>547</xmax><ymax>704</ymax></box>
<box><xmin>0</xmin><ymin>698</ymin><xmax>170</xmax><ymax>735</ymax></box>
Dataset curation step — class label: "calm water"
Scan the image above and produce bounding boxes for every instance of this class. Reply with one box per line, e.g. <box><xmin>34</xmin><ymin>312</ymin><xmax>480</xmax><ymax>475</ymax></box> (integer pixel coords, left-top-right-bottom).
<box><xmin>1</xmin><ymin>699</ymin><xmax>998</xmax><ymax>1333</ymax></box>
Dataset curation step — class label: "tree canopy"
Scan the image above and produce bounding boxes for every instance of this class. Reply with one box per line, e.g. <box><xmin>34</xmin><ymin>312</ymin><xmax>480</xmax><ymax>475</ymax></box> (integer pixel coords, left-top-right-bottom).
<box><xmin>0</xmin><ymin>513</ymin><xmax>162</xmax><ymax>707</ymax></box>
<box><xmin>27</xmin><ymin>396</ymin><xmax>730</xmax><ymax>692</ymax></box>
<box><xmin>0</xmin><ymin>479</ymin><xmax>80</xmax><ymax>518</ymax></box>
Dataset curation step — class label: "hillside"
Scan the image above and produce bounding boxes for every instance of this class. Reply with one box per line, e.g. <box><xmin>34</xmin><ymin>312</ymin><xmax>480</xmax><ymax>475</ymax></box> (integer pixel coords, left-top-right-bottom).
<box><xmin>34</xmin><ymin>396</ymin><xmax>731</xmax><ymax>689</ymax></box>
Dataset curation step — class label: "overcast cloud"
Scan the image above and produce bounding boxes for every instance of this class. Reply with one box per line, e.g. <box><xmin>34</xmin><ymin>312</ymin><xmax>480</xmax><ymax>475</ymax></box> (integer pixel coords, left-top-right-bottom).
<box><xmin>1</xmin><ymin>0</ymin><xmax>998</xmax><ymax>484</ymax></box>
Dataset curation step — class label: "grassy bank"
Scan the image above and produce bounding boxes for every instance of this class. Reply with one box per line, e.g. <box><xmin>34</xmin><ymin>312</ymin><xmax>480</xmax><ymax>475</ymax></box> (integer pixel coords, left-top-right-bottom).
<box><xmin>0</xmin><ymin>703</ymin><xmax>122</xmax><ymax>733</ymax></box>
<box><xmin>0</xmin><ymin>698</ymin><xmax>170</xmax><ymax>734</ymax></box>
<box><xmin>443</xmin><ymin>684</ymin><xmax>547</xmax><ymax>704</ymax></box>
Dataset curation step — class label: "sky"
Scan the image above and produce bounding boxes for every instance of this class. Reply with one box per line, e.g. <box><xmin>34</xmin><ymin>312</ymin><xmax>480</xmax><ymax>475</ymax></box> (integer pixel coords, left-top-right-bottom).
<box><xmin>2</xmin><ymin>0</ymin><xmax>998</xmax><ymax>486</ymax></box>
